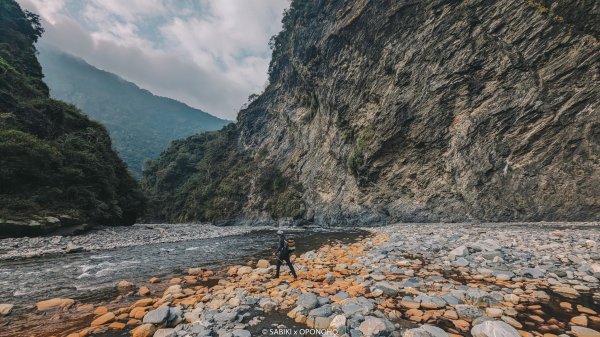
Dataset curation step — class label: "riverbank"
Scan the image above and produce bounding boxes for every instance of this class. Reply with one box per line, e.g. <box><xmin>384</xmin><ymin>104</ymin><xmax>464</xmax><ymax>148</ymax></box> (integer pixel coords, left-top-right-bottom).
<box><xmin>1</xmin><ymin>222</ymin><xmax>599</xmax><ymax>337</ymax></box>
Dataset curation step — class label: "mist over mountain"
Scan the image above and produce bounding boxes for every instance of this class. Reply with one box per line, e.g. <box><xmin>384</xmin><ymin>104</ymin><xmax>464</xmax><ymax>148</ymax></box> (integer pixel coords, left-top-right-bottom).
<box><xmin>38</xmin><ymin>45</ymin><xmax>231</xmax><ymax>177</ymax></box>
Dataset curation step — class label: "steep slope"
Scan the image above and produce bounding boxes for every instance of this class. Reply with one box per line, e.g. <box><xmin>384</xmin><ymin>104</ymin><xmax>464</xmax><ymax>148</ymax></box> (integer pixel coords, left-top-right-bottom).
<box><xmin>0</xmin><ymin>0</ymin><xmax>145</xmax><ymax>236</ymax></box>
<box><xmin>38</xmin><ymin>45</ymin><xmax>231</xmax><ymax>177</ymax></box>
<box><xmin>144</xmin><ymin>0</ymin><xmax>600</xmax><ymax>225</ymax></box>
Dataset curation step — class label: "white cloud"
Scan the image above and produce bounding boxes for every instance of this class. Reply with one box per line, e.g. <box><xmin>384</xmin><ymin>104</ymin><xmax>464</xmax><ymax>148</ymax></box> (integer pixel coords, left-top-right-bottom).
<box><xmin>15</xmin><ymin>0</ymin><xmax>290</xmax><ymax>119</ymax></box>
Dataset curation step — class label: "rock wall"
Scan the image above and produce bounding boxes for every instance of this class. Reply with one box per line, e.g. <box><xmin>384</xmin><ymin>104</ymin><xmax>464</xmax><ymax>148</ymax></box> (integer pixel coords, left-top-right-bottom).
<box><xmin>236</xmin><ymin>0</ymin><xmax>600</xmax><ymax>224</ymax></box>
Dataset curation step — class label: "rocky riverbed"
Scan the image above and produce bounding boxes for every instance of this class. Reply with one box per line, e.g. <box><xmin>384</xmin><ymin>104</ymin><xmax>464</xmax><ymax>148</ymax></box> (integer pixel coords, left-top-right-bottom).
<box><xmin>1</xmin><ymin>222</ymin><xmax>598</xmax><ymax>337</ymax></box>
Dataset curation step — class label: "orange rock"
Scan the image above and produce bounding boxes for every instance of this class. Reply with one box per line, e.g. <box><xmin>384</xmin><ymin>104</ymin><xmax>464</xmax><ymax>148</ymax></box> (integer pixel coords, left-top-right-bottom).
<box><xmin>117</xmin><ymin>313</ymin><xmax>129</xmax><ymax>320</ymax></box>
<box><xmin>67</xmin><ymin>334</ymin><xmax>79</xmax><ymax>337</ymax></box>
<box><xmin>129</xmin><ymin>307</ymin><xmax>148</xmax><ymax>319</ymax></box>
<box><xmin>108</xmin><ymin>322</ymin><xmax>126</xmax><ymax>329</ymax></box>
<box><xmin>77</xmin><ymin>304</ymin><xmax>94</xmax><ymax>312</ymax></box>
<box><xmin>149</xmin><ymin>277</ymin><xmax>161</xmax><ymax>283</ymax></box>
<box><xmin>406</xmin><ymin>309</ymin><xmax>423</xmax><ymax>317</ymax></box>
<box><xmin>131</xmin><ymin>323</ymin><xmax>157</xmax><ymax>337</ymax></box>
<box><xmin>519</xmin><ymin>331</ymin><xmax>534</xmax><ymax>337</ymax></box>
<box><xmin>347</xmin><ymin>285</ymin><xmax>366</xmax><ymax>297</ymax></box>
<box><xmin>571</xmin><ymin>315</ymin><xmax>588</xmax><ymax>326</ymax></box>
<box><xmin>452</xmin><ymin>319</ymin><xmax>470</xmax><ymax>331</ymax></box>
<box><xmin>169</xmin><ymin>278</ymin><xmax>182</xmax><ymax>284</ymax></box>
<box><xmin>94</xmin><ymin>306</ymin><xmax>108</xmax><ymax>315</ymax></box>
<box><xmin>577</xmin><ymin>305</ymin><xmax>597</xmax><ymax>315</ymax></box>
<box><xmin>91</xmin><ymin>312</ymin><xmax>115</xmax><ymax>326</ymax></box>
<box><xmin>127</xmin><ymin>319</ymin><xmax>139</xmax><ymax>325</ymax></box>
<box><xmin>36</xmin><ymin>298</ymin><xmax>75</xmax><ymax>311</ymax></box>
<box><xmin>138</xmin><ymin>286</ymin><xmax>151</xmax><ymax>296</ymax></box>
<box><xmin>132</xmin><ymin>298</ymin><xmax>154</xmax><ymax>308</ymax></box>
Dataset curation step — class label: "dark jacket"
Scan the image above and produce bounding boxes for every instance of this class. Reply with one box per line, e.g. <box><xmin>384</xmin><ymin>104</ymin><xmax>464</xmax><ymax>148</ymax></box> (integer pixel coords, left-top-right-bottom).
<box><xmin>276</xmin><ymin>236</ymin><xmax>289</xmax><ymax>259</ymax></box>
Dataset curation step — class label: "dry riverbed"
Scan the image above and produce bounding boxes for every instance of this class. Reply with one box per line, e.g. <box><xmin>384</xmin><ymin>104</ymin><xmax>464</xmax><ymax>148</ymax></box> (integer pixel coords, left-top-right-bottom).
<box><xmin>0</xmin><ymin>222</ymin><xmax>598</xmax><ymax>337</ymax></box>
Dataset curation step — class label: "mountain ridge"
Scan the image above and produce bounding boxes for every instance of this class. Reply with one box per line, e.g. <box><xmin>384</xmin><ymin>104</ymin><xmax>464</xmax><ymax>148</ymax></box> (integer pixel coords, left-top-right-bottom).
<box><xmin>38</xmin><ymin>45</ymin><xmax>231</xmax><ymax>176</ymax></box>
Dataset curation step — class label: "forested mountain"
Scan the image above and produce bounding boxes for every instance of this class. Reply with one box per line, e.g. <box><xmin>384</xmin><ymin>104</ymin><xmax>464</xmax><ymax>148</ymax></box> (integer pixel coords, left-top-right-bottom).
<box><xmin>38</xmin><ymin>46</ymin><xmax>231</xmax><ymax>177</ymax></box>
<box><xmin>0</xmin><ymin>0</ymin><xmax>145</xmax><ymax>235</ymax></box>
<box><xmin>143</xmin><ymin>0</ymin><xmax>599</xmax><ymax>224</ymax></box>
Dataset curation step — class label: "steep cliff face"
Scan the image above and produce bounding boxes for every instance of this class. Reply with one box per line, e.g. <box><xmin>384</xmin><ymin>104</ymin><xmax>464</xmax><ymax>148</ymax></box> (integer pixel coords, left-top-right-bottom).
<box><xmin>148</xmin><ymin>0</ymin><xmax>600</xmax><ymax>224</ymax></box>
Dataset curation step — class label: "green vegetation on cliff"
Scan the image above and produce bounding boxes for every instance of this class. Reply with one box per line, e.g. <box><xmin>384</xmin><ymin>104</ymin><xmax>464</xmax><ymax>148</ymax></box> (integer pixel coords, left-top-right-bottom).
<box><xmin>0</xmin><ymin>0</ymin><xmax>145</xmax><ymax>227</ymax></box>
<box><xmin>141</xmin><ymin>124</ymin><xmax>305</xmax><ymax>223</ymax></box>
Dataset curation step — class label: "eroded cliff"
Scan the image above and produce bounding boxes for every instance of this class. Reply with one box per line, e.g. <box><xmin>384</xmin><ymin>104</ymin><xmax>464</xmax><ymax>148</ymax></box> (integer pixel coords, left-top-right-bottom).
<box><xmin>145</xmin><ymin>0</ymin><xmax>600</xmax><ymax>224</ymax></box>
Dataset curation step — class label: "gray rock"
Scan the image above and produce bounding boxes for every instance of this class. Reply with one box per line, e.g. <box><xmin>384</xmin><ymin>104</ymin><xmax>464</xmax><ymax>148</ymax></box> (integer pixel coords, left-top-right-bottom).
<box><xmin>309</xmin><ymin>305</ymin><xmax>332</xmax><ymax>317</ymax></box>
<box><xmin>419</xmin><ymin>295</ymin><xmax>446</xmax><ymax>309</ymax></box>
<box><xmin>522</xmin><ymin>268</ymin><xmax>545</xmax><ymax>278</ymax></box>
<box><xmin>373</xmin><ymin>281</ymin><xmax>399</xmax><ymax>296</ymax></box>
<box><xmin>455</xmin><ymin>258</ymin><xmax>470</xmax><ymax>267</ymax></box>
<box><xmin>404</xmin><ymin>325</ymin><xmax>450</xmax><ymax>337</ymax></box>
<box><xmin>232</xmin><ymin>329</ymin><xmax>251</xmax><ymax>337</ymax></box>
<box><xmin>214</xmin><ymin>311</ymin><xmax>238</xmax><ymax>323</ymax></box>
<box><xmin>153</xmin><ymin>329</ymin><xmax>177</xmax><ymax>337</ymax></box>
<box><xmin>455</xmin><ymin>304</ymin><xmax>483</xmax><ymax>319</ymax></box>
<box><xmin>471</xmin><ymin>320</ymin><xmax>520</xmax><ymax>337</ymax></box>
<box><xmin>449</xmin><ymin>245</ymin><xmax>469</xmax><ymax>258</ymax></box>
<box><xmin>297</xmin><ymin>293</ymin><xmax>319</xmax><ymax>310</ymax></box>
<box><xmin>358</xmin><ymin>316</ymin><xmax>388</xmax><ymax>337</ymax></box>
<box><xmin>144</xmin><ymin>306</ymin><xmax>171</xmax><ymax>324</ymax></box>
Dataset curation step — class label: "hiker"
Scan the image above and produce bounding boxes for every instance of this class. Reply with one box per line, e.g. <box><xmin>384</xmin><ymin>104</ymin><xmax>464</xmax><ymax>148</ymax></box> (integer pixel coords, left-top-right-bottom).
<box><xmin>274</xmin><ymin>230</ymin><xmax>298</xmax><ymax>279</ymax></box>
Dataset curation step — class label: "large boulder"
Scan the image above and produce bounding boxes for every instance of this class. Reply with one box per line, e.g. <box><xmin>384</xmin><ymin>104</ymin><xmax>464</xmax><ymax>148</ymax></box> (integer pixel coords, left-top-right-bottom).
<box><xmin>471</xmin><ymin>321</ymin><xmax>520</xmax><ymax>337</ymax></box>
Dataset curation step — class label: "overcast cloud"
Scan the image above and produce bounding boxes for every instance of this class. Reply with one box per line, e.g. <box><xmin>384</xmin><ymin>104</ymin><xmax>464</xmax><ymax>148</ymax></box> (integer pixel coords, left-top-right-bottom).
<box><xmin>16</xmin><ymin>0</ymin><xmax>289</xmax><ymax>120</ymax></box>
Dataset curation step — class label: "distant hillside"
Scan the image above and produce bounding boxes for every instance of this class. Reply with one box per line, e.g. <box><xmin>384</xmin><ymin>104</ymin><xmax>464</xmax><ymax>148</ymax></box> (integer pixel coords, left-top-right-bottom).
<box><xmin>38</xmin><ymin>45</ymin><xmax>231</xmax><ymax>177</ymax></box>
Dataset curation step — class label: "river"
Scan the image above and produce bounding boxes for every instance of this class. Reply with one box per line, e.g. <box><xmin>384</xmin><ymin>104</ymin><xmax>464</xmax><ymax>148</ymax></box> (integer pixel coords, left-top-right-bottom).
<box><xmin>0</xmin><ymin>227</ymin><xmax>368</xmax><ymax>336</ymax></box>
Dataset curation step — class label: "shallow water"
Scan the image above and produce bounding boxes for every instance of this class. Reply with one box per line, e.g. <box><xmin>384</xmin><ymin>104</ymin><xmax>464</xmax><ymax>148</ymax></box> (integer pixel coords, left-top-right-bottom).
<box><xmin>0</xmin><ymin>228</ymin><xmax>367</xmax><ymax>337</ymax></box>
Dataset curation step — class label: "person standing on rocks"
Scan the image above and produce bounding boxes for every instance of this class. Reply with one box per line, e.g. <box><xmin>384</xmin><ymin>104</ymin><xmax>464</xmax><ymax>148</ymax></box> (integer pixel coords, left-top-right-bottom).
<box><xmin>274</xmin><ymin>230</ymin><xmax>298</xmax><ymax>280</ymax></box>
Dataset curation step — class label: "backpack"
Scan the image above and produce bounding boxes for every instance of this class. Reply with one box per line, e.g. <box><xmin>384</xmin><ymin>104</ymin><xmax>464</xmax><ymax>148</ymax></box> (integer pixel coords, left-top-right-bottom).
<box><xmin>287</xmin><ymin>237</ymin><xmax>296</xmax><ymax>253</ymax></box>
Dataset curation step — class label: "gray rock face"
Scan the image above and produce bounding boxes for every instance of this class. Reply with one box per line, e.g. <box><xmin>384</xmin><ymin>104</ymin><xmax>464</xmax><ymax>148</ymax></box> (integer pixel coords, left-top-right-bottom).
<box><xmin>231</xmin><ymin>0</ymin><xmax>599</xmax><ymax>224</ymax></box>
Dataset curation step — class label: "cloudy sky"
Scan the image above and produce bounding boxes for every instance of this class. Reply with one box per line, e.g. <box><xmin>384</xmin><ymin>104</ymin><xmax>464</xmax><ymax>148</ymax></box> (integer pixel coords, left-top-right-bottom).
<box><xmin>16</xmin><ymin>0</ymin><xmax>290</xmax><ymax>120</ymax></box>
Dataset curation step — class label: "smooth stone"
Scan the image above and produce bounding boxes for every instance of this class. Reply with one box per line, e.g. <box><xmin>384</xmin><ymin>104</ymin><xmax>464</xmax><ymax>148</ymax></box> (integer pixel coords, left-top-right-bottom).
<box><xmin>0</xmin><ymin>304</ymin><xmax>14</xmax><ymax>316</ymax></box>
<box><xmin>358</xmin><ymin>316</ymin><xmax>387</xmax><ymax>337</ymax></box>
<box><xmin>297</xmin><ymin>293</ymin><xmax>319</xmax><ymax>310</ymax></box>
<box><xmin>154</xmin><ymin>329</ymin><xmax>177</xmax><ymax>337</ymax></box>
<box><xmin>571</xmin><ymin>327</ymin><xmax>600</xmax><ymax>337</ymax></box>
<box><xmin>36</xmin><ymin>298</ymin><xmax>75</xmax><ymax>311</ymax></box>
<box><xmin>472</xmin><ymin>321</ymin><xmax>520</xmax><ymax>337</ymax></box>
<box><xmin>91</xmin><ymin>312</ymin><xmax>115</xmax><ymax>326</ymax></box>
<box><xmin>143</xmin><ymin>306</ymin><xmax>170</xmax><ymax>324</ymax></box>
<box><xmin>132</xmin><ymin>324</ymin><xmax>157</xmax><ymax>337</ymax></box>
<box><xmin>455</xmin><ymin>304</ymin><xmax>483</xmax><ymax>319</ymax></box>
<box><xmin>232</xmin><ymin>330</ymin><xmax>251</xmax><ymax>337</ymax></box>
